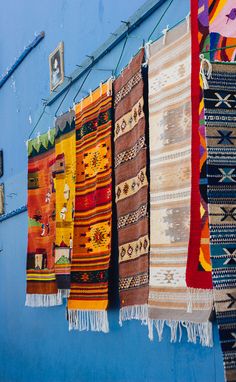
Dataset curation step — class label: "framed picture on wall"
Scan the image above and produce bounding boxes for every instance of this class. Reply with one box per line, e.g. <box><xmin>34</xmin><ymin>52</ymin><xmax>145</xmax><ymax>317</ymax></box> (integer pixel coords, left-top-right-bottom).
<box><xmin>0</xmin><ymin>183</ymin><xmax>4</xmax><ymax>215</ymax></box>
<box><xmin>0</xmin><ymin>150</ymin><xmax>3</xmax><ymax>178</ymax></box>
<box><xmin>49</xmin><ymin>42</ymin><xmax>64</xmax><ymax>92</ymax></box>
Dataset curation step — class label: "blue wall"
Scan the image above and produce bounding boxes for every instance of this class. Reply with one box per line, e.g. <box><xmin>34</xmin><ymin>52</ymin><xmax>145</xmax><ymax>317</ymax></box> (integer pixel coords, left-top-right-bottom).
<box><xmin>0</xmin><ymin>1</ymin><xmax>225</xmax><ymax>381</ymax></box>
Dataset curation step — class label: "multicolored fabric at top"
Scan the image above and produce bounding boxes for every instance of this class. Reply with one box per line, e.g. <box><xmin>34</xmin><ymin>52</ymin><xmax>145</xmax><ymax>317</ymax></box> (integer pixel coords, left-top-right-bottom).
<box><xmin>67</xmin><ymin>81</ymin><xmax>112</xmax><ymax>332</ymax></box>
<box><xmin>204</xmin><ymin>63</ymin><xmax>236</xmax><ymax>382</ymax></box>
<box><xmin>209</xmin><ymin>0</ymin><xmax>236</xmax><ymax>62</ymax></box>
<box><xmin>114</xmin><ymin>49</ymin><xmax>149</xmax><ymax>324</ymax></box>
<box><xmin>26</xmin><ymin>129</ymin><xmax>62</xmax><ymax>307</ymax></box>
<box><xmin>54</xmin><ymin>110</ymin><xmax>76</xmax><ymax>298</ymax></box>
<box><xmin>209</xmin><ymin>0</ymin><xmax>236</xmax><ymax>38</ymax></box>
<box><xmin>147</xmin><ymin>21</ymin><xmax>212</xmax><ymax>346</ymax></box>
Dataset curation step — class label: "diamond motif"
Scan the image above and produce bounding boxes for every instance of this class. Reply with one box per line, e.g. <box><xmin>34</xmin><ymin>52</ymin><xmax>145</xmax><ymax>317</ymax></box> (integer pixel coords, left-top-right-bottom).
<box><xmin>127</xmin><ymin>245</ymin><xmax>133</xmax><ymax>256</ymax></box>
<box><xmin>120</xmin><ymin>247</ymin><xmax>126</xmax><ymax>258</ymax></box>
<box><xmin>117</xmin><ymin>187</ymin><xmax>121</xmax><ymax>199</ymax></box>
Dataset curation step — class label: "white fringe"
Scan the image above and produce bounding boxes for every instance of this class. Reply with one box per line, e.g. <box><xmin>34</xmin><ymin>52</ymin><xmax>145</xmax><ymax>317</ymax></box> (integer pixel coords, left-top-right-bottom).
<box><xmin>25</xmin><ymin>292</ymin><xmax>62</xmax><ymax>307</ymax></box>
<box><xmin>148</xmin><ymin>319</ymin><xmax>213</xmax><ymax>347</ymax></box>
<box><xmin>186</xmin><ymin>288</ymin><xmax>213</xmax><ymax>313</ymax></box>
<box><xmin>59</xmin><ymin>289</ymin><xmax>70</xmax><ymax>299</ymax></box>
<box><xmin>68</xmin><ymin>310</ymin><xmax>109</xmax><ymax>333</ymax></box>
<box><xmin>119</xmin><ymin>304</ymin><xmax>148</xmax><ymax>326</ymax></box>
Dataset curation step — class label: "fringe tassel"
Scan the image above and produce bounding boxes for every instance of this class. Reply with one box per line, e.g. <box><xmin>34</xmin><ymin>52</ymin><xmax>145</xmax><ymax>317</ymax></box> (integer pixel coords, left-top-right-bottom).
<box><xmin>199</xmin><ymin>53</ymin><xmax>212</xmax><ymax>89</ymax></box>
<box><xmin>25</xmin><ymin>292</ymin><xmax>62</xmax><ymax>307</ymax></box>
<box><xmin>187</xmin><ymin>288</ymin><xmax>213</xmax><ymax>313</ymax></box>
<box><xmin>59</xmin><ymin>289</ymin><xmax>70</xmax><ymax>299</ymax></box>
<box><xmin>148</xmin><ymin>319</ymin><xmax>213</xmax><ymax>347</ymax></box>
<box><xmin>68</xmin><ymin>310</ymin><xmax>109</xmax><ymax>333</ymax></box>
<box><xmin>119</xmin><ymin>304</ymin><xmax>148</xmax><ymax>326</ymax></box>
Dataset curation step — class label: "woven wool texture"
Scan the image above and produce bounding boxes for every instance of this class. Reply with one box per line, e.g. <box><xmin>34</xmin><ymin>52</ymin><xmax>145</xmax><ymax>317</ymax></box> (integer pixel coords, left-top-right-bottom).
<box><xmin>186</xmin><ymin>0</ymin><xmax>213</xmax><ymax>290</ymax></box>
<box><xmin>204</xmin><ymin>63</ymin><xmax>236</xmax><ymax>382</ymax></box>
<box><xmin>114</xmin><ymin>49</ymin><xmax>149</xmax><ymax>324</ymax></box>
<box><xmin>26</xmin><ymin>130</ymin><xmax>62</xmax><ymax>307</ymax></box>
<box><xmin>197</xmin><ymin>0</ymin><xmax>213</xmax><ymax>281</ymax></box>
<box><xmin>67</xmin><ymin>82</ymin><xmax>112</xmax><ymax>332</ymax></box>
<box><xmin>54</xmin><ymin>110</ymin><xmax>76</xmax><ymax>297</ymax></box>
<box><xmin>209</xmin><ymin>0</ymin><xmax>236</xmax><ymax>38</ymax></box>
<box><xmin>148</xmin><ymin>22</ymin><xmax>212</xmax><ymax>345</ymax></box>
<box><xmin>208</xmin><ymin>0</ymin><xmax>236</xmax><ymax>62</ymax></box>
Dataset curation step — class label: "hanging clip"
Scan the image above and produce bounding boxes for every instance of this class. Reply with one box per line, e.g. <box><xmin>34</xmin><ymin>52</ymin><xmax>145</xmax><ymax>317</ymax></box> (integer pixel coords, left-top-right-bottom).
<box><xmin>186</xmin><ymin>12</ymin><xmax>190</xmax><ymax>33</ymax></box>
<box><xmin>162</xmin><ymin>25</ymin><xmax>169</xmax><ymax>45</ymax></box>
<box><xmin>37</xmin><ymin>132</ymin><xmax>40</xmax><ymax>145</ymax></box>
<box><xmin>143</xmin><ymin>42</ymin><xmax>151</xmax><ymax>67</ymax></box>
<box><xmin>106</xmin><ymin>77</ymin><xmax>113</xmax><ymax>96</ymax></box>
<box><xmin>90</xmin><ymin>89</ymin><xmax>93</xmax><ymax>102</ymax></box>
<box><xmin>47</xmin><ymin>126</ymin><xmax>51</xmax><ymax>140</ymax></box>
<box><xmin>199</xmin><ymin>53</ymin><xmax>212</xmax><ymax>89</ymax></box>
<box><xmin>100</xmin><ymin>81</ymin><xmax>103</xmax><ymax>97</ymax></box>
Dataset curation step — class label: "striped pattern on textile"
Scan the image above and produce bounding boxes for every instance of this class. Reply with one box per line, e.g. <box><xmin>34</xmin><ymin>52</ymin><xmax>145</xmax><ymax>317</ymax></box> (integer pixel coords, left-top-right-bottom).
<box><xmin>147</xmin><ymin>21</ymin><xmax>212</xmax><ymax>345</ymax></box>
<box><xmin>54</xmin><ymin>110</ymin><xmax>75</xmax><ymax>298</ymax></box>
<box><xmin>114</xmin><ymin>49</ymin><xmax>149</xmax><ymax>324</ymax></box>
<box><xmin>204</xmin><ymin>63</ymin><xmax>236</xmax><ymax>382</ymax></box>
<box><xmin>67</xmin><ymin>82</ymin><xmax>112</xmax><ymax>332</ymax></box>
<box><xmin>208</xmin><ymin>0</ymin><xmax>236</xmax><ymax>62</ymax></box>
<box><xmin>186</xmin><ymin>0</ymin><xmax>213</xmax><ymax>291</ymax></box>
<box><xmin>26</xmin><ymin>129</ymin><xmax>62</xmax><ymax>307</ymax></box>
<box><xmin>197</xmin><ymin>0</ymin><xmax>213</xmax><ymax>280</ymax></box>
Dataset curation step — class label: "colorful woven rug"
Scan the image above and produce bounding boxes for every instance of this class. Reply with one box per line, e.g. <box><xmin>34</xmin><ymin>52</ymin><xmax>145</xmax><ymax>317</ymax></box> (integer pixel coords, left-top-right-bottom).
<box><xmin>148</xmin><ymin>21</ymin><xmax>212</xmax><ymax>345</ymax></box>
<box><xmin>209</xmin><ymin>0</ymin><xmax>236</xmax><ymax>38</ymax></box>
<box><xmin>54</xmin><ymin>110</ymin><xmax>75</xmax><ymax>298</ymax></box>
<box><xmin>197</xmin><ymin>0</ymin><xmax>213</xmax><ymax>281</ymax></box>
<box><xmin>67</xmin><ymin>82</ymin><xmax>112</xmax><ymax>332</ymax></box>
<box><xmin>26</xmin><ymin>129</ymin><xmax>62</xmax><ymax>307</ymax></box>
<box><xmin>187</xmin><ymin>0</ymin><xmax>236</xmax><ymax>294</ymax></box>
<box><xmin>186</xmin><ymin>0</ymin><xmax>213</xmax><ymax>291</ymax></box>
<box><xmin>114</xmin><ymin>49</ymin><xmax>149</xmax><ymax>324</ymax></box>
<box><xmin>204</xmin><ymin>63</ymin><xmax>236</xmax><ymax>382</ymax></box>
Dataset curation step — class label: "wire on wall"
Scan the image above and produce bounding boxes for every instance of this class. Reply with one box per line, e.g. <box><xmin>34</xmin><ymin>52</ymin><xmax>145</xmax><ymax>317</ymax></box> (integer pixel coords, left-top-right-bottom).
<box><xmin>148</xmin><ymin>0</ymin><xmax>174</xmax><ymax>40</ymax></box>
<box><xmin>72</xmin><ymin>68</ymin><xmax>93</xmax><ymax>104</ymax></box>
<box><xmin>114</xmin><ymin>34</ymin><xmax>129</xmax><ymax>76</ymax></box>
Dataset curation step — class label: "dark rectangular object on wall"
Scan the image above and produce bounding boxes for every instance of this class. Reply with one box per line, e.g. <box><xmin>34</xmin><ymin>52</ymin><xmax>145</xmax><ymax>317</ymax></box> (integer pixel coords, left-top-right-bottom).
<box><xmin>0</xmin><ymin>150</ymin><xmax>3</xmax><ymax>178</ymax></box>
<box><xmin>0</xmin><ymin>183</ymin><xmax>4</xmax><ymax>215</ymax></box>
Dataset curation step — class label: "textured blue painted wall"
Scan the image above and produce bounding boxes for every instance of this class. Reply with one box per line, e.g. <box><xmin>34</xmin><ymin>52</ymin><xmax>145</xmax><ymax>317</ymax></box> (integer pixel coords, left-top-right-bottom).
<box><xmin>0</xmin><ymin>1</ymin><xmax>225</xmax><ymax>381</ymax></box>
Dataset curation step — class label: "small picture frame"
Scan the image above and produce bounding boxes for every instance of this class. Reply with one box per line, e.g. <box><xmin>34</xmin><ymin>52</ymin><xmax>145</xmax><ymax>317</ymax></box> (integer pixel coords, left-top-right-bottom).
<box><xmin>0</xmin><ymin>150</ymin><xmax>3</xmax><ymax>178</ymax></box>
<box><xmin>0</xmin><ymin>183</ymin><xmax>4</xmax><ymax>215</ymax></box>
<box><xmin>49</xmin><ymin>42</ymin><xmax>64</xmax><ymax>92</ymax></box>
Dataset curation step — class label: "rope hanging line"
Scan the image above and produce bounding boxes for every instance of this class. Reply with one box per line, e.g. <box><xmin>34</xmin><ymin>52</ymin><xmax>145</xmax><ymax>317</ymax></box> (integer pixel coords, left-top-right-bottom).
<box><xmin>114</xmin><ymin>33</ymin><xmax>129</xmax><ymax>76</ymax></box>
<box><xmin>201</xmin><ymin>43</ymin><xmax>236</xmax><ymax>55</ymax></box>
<box><xmin>27</xmin><ymin>0</ymin><xmax>181</xmax><ymax>141</ymax></box>
<box><xmin>72</xmin><ymin>67</ymin><xmax>93</xmax><ymax>103</ymax></box>
<box><xmin>28</xmin><ymin>104</ymin><xmax>47</xmax><ymax>140</ymax></box>
<box><xmin>54</xmin><ymin>79</ymin><xmax>73</xmax><ymax>117</ymax></box>
<box><xmin>148</xmin><ymin>0</ymin><xmax>174</xmax><ymax>40</ymax></box>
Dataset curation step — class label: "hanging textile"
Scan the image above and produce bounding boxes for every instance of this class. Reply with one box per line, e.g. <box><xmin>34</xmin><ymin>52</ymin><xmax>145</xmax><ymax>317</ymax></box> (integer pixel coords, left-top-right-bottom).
<box><xmin>26</xmin><ymin>130</ymin><xmax>62</xmax><ymax>307</ymax></box>
<box><xmin>186</xmin><ymin>0</ymin><xmax>213</xmax><ymax>291</ymax></box>
<box><xmin>67</xmin><ymin>81</ymin><xmax>112</xmax><ymax>332</ymax></box>
<box><xmin>203</xmin><ymin>63</ymin><xmax>236</xmax><ymax>382</ymax></box>
<box><xmin>114</xmin><ymin>49</ymin><xmax>149</xmax><ymax>324</ymax></box>
<box><xmin>209</xmin><ymin>0</ymin><xmax>236</xmax><ymax>38</ymax></box>
<box><xmin>54</xmin><ymin>110</ymin><xmax>76</xmax><ymax>298</ymax></box>
<box><xmin>147</xmin><ymin>21</ymin><xmax>212</xmax><ymax>345</ymax></box>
